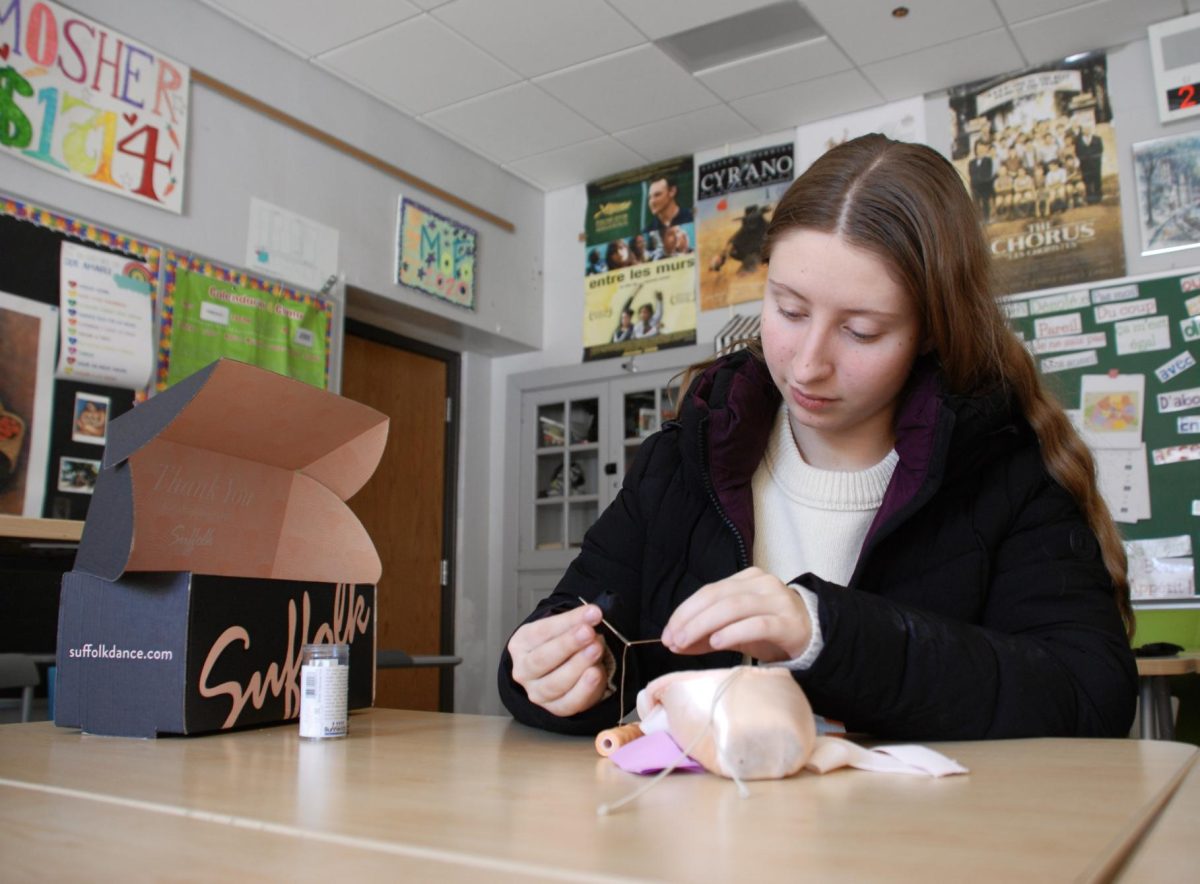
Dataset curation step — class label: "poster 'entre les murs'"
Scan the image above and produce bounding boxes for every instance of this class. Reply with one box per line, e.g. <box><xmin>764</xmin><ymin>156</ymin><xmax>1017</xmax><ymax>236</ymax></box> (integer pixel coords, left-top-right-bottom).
<box><xmin>582</xmin><ymin>156</ymin><xmax>698</xmax><ymax>362</ymax></box>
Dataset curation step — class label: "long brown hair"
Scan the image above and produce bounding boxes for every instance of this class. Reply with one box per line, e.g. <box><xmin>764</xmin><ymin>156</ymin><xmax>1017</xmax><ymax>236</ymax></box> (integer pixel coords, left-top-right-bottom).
<box><xmin>688</xmin><ymin>134</ymin><xmax>1131</xmax><ymax>632</ymax></box>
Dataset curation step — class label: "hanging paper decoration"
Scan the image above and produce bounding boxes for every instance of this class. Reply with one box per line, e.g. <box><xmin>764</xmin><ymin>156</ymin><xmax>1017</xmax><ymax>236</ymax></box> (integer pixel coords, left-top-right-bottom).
<box><xmin>396</xmin><ymin>197</ymin><xmax>477</xmax><ymax>310</ymax></box>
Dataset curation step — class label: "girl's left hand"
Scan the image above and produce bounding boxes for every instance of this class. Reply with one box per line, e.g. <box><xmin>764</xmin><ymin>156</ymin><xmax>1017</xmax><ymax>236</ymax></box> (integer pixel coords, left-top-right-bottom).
<box><xmin>661</xmin><ymin>567</ymin><xmax>812</xmax><ymax>663</ymax></box>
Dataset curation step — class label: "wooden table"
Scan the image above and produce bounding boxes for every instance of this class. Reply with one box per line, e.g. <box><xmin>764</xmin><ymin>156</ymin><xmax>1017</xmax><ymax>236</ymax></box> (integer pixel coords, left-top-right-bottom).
<box><xmin>1114</xmin><ymin>750</ymin><xmax>1200</xmax><ymax>881</ymax></box>
<box><xmin>0</xmin><ymin>515</ymin><xmax>83</xmax><ymax>542</ymax></box>
<box><xmin>1135</xmin><ymin>652</ymin><xmax>1200</xmax><ymax>740</ymax></box>
<box><xmin>0</xmin><ymin>710</ymin><xmax>1196</xmax><ymax>882</ymax></box>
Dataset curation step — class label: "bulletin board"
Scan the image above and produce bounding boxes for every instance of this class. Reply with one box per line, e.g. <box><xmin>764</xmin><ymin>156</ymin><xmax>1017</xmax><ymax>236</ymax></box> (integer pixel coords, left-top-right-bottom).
<box><xmin>0</xmin><ymin>195</ymin><xmax>160</xmax><ymax>521</ymax></box>
<box><xmin>1</xmin><ymin>193</ymin><xmax>345</xmax><ymax>523</ymax></box>
<box><xmin>1003</xmin><ymin>268</ymin><xmax>1200</xmax><ymax>606</ymax></box>
<box><xmin>158</xmin><ymin>251</ymin><xmax>336</xmax><ymax>392</ymax></box>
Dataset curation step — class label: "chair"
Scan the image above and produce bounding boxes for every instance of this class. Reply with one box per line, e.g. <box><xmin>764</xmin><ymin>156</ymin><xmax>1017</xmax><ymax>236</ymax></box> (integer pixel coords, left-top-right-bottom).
<box><xmin>0</xmin><ymin>654</ymin><xmax>40</xmax><ymax>723</ymax></box>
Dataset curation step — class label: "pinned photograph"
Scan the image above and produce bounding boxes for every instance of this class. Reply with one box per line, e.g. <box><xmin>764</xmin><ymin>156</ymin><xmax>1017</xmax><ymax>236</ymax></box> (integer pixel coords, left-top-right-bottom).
<box><xmin>58</xmin><ymin>457</ymin><xmax>100</xmax><ymax>495</ymax></box>
<box><xmin>72</xmin><ymin>392</ymin><xmax>110</xmax><ymax>445</ymax></box>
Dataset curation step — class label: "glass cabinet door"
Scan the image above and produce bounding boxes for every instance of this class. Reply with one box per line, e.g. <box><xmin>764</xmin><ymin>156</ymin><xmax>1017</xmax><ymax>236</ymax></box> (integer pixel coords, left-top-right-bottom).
<box><xmin>531</xmin><ymin>394</ymin><xmax>599</xmax><ymax>552</ymax></box>
<box><xmin>519</xmin><ymin>368</ymin><xmax>687</xmax><ymax>569</ymax></box>
<box><xmin>614</xmin><ymin>377</ymin><xmax>682</xmax><ymax>476</ymax></box>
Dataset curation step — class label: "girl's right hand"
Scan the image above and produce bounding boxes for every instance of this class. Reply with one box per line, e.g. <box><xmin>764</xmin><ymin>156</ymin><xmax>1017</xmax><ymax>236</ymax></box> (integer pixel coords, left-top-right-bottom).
<box><xmin>507</xmin><ymin>604</ymin><xmax>608</xmax><ymax>717</ymax></box>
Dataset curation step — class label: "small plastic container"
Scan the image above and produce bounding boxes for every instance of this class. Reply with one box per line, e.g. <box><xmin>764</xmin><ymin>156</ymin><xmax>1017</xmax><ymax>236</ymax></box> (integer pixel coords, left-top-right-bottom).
<box><xmin>298</xmin><ymin>643</ymin><xmax>349</xmax><ymax>740</ymax></box>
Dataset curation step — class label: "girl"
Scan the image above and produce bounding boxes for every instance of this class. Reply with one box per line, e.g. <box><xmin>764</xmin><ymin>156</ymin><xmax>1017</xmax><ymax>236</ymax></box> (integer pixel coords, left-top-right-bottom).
<box><xmin>500</xmin><ymin>135</ymin><xmax>1136</xmax><ymax>741</ymax></box>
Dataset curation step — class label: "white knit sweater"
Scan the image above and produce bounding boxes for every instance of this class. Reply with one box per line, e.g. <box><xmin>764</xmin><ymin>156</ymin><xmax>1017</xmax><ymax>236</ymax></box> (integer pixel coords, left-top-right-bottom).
<box><xmin>751</xmin><ymin>404</ymin><xmax>898</xmax><ymax>668</ymax></box>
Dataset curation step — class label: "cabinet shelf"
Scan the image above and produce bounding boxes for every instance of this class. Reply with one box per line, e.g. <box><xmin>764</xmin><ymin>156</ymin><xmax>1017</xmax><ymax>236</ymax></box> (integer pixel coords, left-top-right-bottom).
<box><xmin>535</xmin><ymin>494</ymin><xmax>600</xmax><ymax>504</ymax></box>
<box><xmin>536</xmin><ymin>442</ymin><xmax>599</xmax><ymax>455</ymax></box>
<box><xmin>521</xmin><ymin>371</ymin><xmax>681</xmax><ymax>565</ymax></box>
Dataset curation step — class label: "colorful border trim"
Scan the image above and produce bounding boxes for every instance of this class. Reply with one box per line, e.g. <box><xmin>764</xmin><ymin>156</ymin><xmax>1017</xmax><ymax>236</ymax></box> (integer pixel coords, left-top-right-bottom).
<box><xmin>1</xmin><ymin>194</ymin><xmax>162</xmax><ymax>275</ymax></box>
<box><xmin>158</xmin><ymin>251</ymin><xmax>335</xmax><ymax>391</ymax></box>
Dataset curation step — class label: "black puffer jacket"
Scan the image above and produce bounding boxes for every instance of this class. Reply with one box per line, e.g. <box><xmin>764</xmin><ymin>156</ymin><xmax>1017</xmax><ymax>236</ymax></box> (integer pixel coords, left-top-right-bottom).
<box><xmin>498</xmin><ymin>351</ymin><xmax>1137</xmax><ymax>740</ymax></box>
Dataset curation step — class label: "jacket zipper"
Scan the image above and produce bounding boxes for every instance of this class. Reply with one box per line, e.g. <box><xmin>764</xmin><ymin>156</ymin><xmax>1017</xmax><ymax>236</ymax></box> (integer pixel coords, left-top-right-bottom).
<box><xmin>696</xmin><ymin>415</ymin><xmax>750</xmax><ymax>569</ymax></box>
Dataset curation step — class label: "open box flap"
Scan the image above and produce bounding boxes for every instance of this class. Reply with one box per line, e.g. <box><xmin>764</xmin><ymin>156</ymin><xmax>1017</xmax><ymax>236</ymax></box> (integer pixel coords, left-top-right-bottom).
<box><xmin>76</xmin><ymin>359</ymin><xmax>387</xmax><ymax>583</ymax></box>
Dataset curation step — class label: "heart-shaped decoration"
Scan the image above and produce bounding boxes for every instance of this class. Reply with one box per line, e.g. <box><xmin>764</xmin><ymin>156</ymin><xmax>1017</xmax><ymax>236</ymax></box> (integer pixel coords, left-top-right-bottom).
<box><xmin>717</xmin><ymin>199</ymin><xmax>728</xmax><ymax>211</ymax></box>
<box><xmin>123</xmin><ymin>112</ymin><xmax>137</xmax><ymax>126</ymax></box>
<box><xmin>69</xmin><ymin>346</ymin><xmax>76</xmax><ymax>354</ymax></box>
<box><xmin>68</xmin><ymin>318</ymin><xmax>76</xmax><ymax>326</ymax></box>
<box><xmin>68</xmin><ymin>308</ymin><xmax>76</xmax><ymax>316</ymax></box>
<box><xmin>0</xmin><ymin>44</ymin><xmax>9</xmax><ymax>61</ymax></box>
<box><xmin>69</xmin><ymin>280</ymin><xmax>77</xmax><ymax>287</ymax></box>
<box><xmin>68</xmin><ymin>337</ymin><xmax>76</xmax><ymax>344</ymax></box>
<box><xmin>67</xmin><ymin>357</ymin><xmax>75</xmax><ymax>364</ymax></box>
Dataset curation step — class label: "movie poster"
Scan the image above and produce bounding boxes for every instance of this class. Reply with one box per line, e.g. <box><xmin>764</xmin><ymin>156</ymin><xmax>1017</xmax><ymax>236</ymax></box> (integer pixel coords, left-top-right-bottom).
<box><xmin>582</xmin><ymin>156</ymin><xmax>697</xmax><ymax>361</ymax></box>
<box><xmin>696</xmin><ymin>140</ymin><xmax>794</xmax><ymax>311</ymax></box>
<box><xmin>948</xmin><ymin>51</ymin><xmax>1125</xmax><ymax>295</ymax></box>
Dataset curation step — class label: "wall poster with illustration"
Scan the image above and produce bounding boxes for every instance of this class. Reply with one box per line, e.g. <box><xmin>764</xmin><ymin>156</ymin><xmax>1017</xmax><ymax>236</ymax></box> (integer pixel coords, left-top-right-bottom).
<box><xmin>1133</xmin><ymin>131</ymin><xmax>1200</xmax><ymax>257</ymax></box>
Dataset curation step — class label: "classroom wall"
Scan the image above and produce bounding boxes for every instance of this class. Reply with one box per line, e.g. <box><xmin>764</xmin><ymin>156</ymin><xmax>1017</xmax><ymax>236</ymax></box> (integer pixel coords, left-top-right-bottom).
<box><xmin>0</xmin><ymin>0</ymin><xmax>546</xmax><ymax>353</ymax></box>
<box><xmin>0</xmin><ymin>0</ymin><xmax>547</xmax><ymax>716</ymax></box>
<box><xmin>500</xmin><ymin>35</ymin><xmax>1200</xmax><ymax>390</ymax></box>
<box><xmin>6</xmin><ymin>5</ymin><xmax>1200</xmax><ymax>717</ymax></box>
<box><xmin>482</xmin><ymin>33</ymin><xmax>1200</xmax><ymax>711</ymax></box>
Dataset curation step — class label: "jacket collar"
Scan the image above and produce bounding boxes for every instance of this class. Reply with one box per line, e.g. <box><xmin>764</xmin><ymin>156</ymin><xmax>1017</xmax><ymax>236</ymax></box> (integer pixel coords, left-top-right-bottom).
<box><xmin>680</xmin><ymin>351</ymin><xmax>1009</xmax><ymax>555</ymax></box>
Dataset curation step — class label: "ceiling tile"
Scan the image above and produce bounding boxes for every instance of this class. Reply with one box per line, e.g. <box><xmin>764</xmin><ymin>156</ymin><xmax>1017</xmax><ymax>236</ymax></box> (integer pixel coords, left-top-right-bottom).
<box><xmin>431</xmin><ymin>0</ymin><xmax>645</xmax><ymax>78</ymax></box>
<box><xmin>862</xmin><ymin>29</ymin><xmax>1025</xmax><ymax>101</ymax></box>
<box><xmin>696</xmin><ymin>36</ymin><xmax>852</xmax><ymax>101</ymax></box>
<box><xmin>605</xmin><ymin>0</ymin><xmax>784</xmax><ymax>40</ymax></box>
<box><xmin>1010</xmin><ymin>0</ymin><xmax>1185</xmax><ymax>66</ymax></box>
<box><xmin>994</xmin><ymin>0</ymin><xmax>1095</xmax><ymax>22</ymax></box>
<box><xmin>803</xmin><ymin>0</ymin><xmax>1003</xmax><ymax>65</ymax></box>
<box><xmin>613</xmin><ymin>105</ymin><xmax>758</xmax><ymax>162</ymax></box>
<box><xmin>409</xmin><ymin>0</ymin><xmax>454</xmax><ymax>8</ymax></box>
<box><xmin>535</xmin><ymin>44</ymin><xmax>720</xmax><ymax>132</ymax></box>
<box><xmin>505</xmin><ymin>138</ymin><xmax>647</xmax><ymax>190</ymax></box>
<box><xmin>206</xmin><ymin>0</ymin><xmax>420</xmax><ymax>56</ymax></box>
<box><xmin>316</xmin><ymin>16</ymin><xmax>520</xmax><ymax>115</ymax></box>
<box><xmin>731</xmin><ymin>70</ymin><xmax>883</xmax><ymax>132</ymax></box>
<box><xmin>424</xmin><ymin>84</ymin><xmax>602</xmax><ymax>163</ymax></box>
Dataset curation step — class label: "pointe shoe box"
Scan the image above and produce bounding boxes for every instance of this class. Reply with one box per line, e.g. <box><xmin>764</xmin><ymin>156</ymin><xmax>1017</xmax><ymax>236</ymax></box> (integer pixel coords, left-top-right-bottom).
<box><xmin>55</xmin><ymin>359</ymin><xmax>388</xmax><ymax>738</ymax></box>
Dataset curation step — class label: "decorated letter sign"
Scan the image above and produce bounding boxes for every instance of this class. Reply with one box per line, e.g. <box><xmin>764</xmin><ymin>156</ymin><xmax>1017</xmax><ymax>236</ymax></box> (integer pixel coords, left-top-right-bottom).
<box><xmin>0</xmin><ymin>1</ymin><xmax>189</xmax><ymax>212</ymax></box>
<box><xmin>396</xmin><ymin>197</ymin><xmax>476</xmax><ymax>310</ymax></box>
